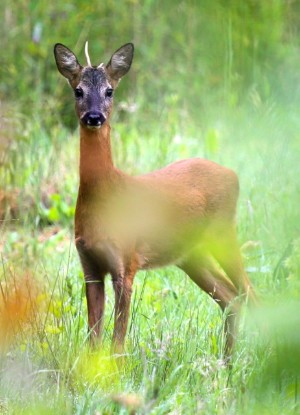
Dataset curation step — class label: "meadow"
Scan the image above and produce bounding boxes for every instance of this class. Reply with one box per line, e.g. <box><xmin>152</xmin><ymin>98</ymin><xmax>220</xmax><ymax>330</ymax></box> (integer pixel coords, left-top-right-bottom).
<box><xmin>0</xmin><ymin>1</ymin><xmax>300</xmax><ymax>414</ymax></box>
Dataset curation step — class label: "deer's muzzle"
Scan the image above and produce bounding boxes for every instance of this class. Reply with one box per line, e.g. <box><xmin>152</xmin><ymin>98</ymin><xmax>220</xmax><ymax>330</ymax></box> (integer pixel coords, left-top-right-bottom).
<box><xmin>81</xmin><ymin>112</ymin><xmax>106</xmax><ymax>129</ymax></box>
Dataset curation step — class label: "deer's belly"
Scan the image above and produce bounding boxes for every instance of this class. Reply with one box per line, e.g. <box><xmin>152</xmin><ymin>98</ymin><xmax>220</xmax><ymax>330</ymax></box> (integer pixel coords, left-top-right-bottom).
<box><xmin>75</xmin><ymin>207</ymin><xmax>206</xmax><ymax>273</ymax></box>
<box><xmin>75</xmin><ymin>227</ymin><xmax>183</xmax><ymax>274</ymax></box>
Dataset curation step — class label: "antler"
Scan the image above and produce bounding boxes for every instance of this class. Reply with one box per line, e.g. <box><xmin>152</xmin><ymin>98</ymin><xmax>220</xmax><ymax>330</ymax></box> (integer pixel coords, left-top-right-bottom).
<box><xmin>85</xmin><ymin>41</ymin><xmax>92</xmax><ymax>67</ymax></box>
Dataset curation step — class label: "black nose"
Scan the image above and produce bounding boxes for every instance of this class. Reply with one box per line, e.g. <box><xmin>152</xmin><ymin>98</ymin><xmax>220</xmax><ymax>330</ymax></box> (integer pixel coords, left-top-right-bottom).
<box><xmin>83</xmin><ymin>112</ymin><xmax>106</xmax><ymax>127</ymax></box>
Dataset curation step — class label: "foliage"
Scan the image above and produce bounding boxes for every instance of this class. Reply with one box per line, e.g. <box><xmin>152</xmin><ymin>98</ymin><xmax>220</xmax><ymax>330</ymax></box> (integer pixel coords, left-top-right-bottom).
<box><xmin>1</xmin><ymin>0</ymin><xmax>300</xmax><ymax>414</ymax></box>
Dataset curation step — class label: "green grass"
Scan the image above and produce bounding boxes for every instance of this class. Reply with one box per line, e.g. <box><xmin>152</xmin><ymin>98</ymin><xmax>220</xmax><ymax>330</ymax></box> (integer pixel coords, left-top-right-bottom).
<box><xmin>1</xmin><ymin>99</ymin><xmax>299</xmax><ymax>414</ymax></box>
<box><xmin>1</xmin><ymin>1</ymin><xmax>300</xmax><ymax>413</ymax></box>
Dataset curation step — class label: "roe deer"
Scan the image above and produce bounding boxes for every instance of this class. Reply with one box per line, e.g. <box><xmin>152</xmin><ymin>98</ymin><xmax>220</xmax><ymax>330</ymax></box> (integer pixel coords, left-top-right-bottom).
<box><xmin>54</xmin><ymin>41</ymin><xmax>255</xmax><ymax>357</ymax></box>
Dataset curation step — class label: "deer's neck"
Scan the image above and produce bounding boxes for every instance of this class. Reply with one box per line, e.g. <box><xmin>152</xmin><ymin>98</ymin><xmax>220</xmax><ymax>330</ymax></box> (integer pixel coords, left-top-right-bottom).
<box><xmin>79</xmin><ymin>123</ymin><xmax>115</xmax><ymax>187</ymax></box>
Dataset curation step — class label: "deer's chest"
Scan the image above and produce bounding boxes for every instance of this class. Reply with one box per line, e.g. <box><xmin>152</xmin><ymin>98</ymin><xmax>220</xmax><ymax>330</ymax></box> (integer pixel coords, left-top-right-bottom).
<box><xmin>74</xmin><ymin>195</ymin><xmax>137</xmax><ymax>272</ymax></box>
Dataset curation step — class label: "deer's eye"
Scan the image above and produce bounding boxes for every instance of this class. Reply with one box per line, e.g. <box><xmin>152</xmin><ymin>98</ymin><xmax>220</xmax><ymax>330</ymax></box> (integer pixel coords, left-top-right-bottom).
<box><xmin>74</xmin><ymin>87</ymin><xmax>83</xmax><ymax>98</ymax></box>
<box><xmin>106</xmin><ymin>88</ymin><xmax>113</xmax><ymax>98</ymax></box>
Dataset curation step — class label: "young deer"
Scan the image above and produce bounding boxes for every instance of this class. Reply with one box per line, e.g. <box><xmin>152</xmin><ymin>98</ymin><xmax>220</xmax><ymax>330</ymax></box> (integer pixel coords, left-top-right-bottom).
<box><xmin>54</xmin><ymin>42</ymin><xmax>255</xmax><ymax>357</ymax></box>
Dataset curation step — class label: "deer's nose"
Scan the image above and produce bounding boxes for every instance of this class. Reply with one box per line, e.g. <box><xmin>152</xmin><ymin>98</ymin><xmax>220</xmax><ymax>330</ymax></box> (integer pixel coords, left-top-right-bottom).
<box><xmin>83</xmin><ymin>112</ymin><xmax>106</xmax><ymax>128</ymax></box>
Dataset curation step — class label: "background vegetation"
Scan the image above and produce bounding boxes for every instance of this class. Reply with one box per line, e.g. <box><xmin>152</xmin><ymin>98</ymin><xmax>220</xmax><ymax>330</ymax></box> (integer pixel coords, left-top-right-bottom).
<box><xmin>0</xmin><ymin>0</ymin><xmax>300</xmax><ymax>414</ymax></box>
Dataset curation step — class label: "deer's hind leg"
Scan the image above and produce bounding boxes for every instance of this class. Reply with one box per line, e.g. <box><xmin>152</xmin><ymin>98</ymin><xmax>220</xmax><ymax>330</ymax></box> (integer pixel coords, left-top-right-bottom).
<box><xmin>179</xmin><ymin>251</ymin><xmax>240</xmax><ymax>357</ymax></box>
<box><xmin>207</xmin><ymin>223</ymin><xmax>256</xmax><ymax>305</ymax></box>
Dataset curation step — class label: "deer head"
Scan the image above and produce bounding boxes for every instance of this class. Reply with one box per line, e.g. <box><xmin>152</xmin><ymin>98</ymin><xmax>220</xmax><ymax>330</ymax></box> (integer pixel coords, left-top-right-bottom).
<box><xmin>54</xmin><ymin>42</ymin><xmax>134</xmax><ymax>129</ymax></box>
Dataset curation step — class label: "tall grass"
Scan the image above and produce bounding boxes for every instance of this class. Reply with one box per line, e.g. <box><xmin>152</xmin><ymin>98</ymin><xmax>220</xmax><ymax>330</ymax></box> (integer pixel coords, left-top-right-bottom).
<box><xmin>1</xmin><ymin>1</ymin><xmax>300</xmax><ymax>414</ymax></box>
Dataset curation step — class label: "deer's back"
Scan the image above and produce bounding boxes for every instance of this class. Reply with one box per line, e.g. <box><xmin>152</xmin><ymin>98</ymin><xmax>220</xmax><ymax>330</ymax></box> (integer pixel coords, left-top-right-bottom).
<box><xmin>137</xmin><ymin>157</ymin><xmax>239</xmax><ymax>221</ymax></box>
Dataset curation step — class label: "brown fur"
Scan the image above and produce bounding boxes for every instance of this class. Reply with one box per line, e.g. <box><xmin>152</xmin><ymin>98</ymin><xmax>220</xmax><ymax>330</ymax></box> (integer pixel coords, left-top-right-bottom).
<box><xmin>54</xmin><ymin>42</ymin><xmax>255</xmax><ymax>357</ymax></box>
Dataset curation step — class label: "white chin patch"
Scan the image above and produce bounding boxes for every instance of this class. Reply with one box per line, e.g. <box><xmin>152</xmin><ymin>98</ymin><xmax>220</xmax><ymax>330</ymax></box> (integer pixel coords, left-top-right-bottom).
<box><xmin>87</xmin><ymin>124</ymin><xmax>102</xmax><ymax>130</ymax></box>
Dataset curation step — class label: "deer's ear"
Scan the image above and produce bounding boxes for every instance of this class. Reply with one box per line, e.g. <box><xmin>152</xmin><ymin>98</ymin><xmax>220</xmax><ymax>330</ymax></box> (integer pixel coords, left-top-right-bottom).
<box><xmin>106</xmin><ymin>43</ymin><xmax>134</xmax><ymax>80</ymax></box>
<box><xmin>54</xmin><ymin>43</ymin><xmax>82</xmax><ymax>82</ymax></box>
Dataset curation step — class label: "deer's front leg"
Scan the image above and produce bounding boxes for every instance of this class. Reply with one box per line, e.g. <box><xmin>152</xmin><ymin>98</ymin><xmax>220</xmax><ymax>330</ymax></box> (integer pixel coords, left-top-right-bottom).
<box><xmin>111</xmin><ymin>269</ymin><xmax>135</xmax><ymax>354</ymax></box>
<box><xmin>76</xmin><ymin>238</ymin><xmax>106</xmax><ymax>344</ymax></box>
<box><xmin>85</xmin><ymin>275</ymin><xmax>105</xmax><ymax>343</ymax></box>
